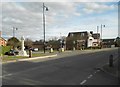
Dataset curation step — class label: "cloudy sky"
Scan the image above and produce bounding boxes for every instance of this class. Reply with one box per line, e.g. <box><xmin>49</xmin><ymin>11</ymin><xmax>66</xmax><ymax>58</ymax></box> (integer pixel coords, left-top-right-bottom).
<box><xmin>0</xmin><ymin>0</ymin><xmax>119</xmax><ymax>41</ymax></box>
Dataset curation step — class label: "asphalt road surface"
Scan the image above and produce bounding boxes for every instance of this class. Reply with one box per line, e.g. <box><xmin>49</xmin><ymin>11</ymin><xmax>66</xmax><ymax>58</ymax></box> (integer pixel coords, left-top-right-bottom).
<box><xmin>2</xmin><ymin>48</ymin><xmax>119</xmax><ymax>85</ymax></box>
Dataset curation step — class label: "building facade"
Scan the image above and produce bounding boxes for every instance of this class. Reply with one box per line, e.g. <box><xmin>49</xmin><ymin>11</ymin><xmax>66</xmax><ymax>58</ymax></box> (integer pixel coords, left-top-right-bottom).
<box><xmin>66</xmin><ymin>31</ymin><xmax>89</xmax><ymax>50</ymax></box>
<box><xmin>87</xmin><ymin>32</ymin><xmax>101</xmax><ymax>47</ymax></box>
<box><xmin>66</xmin><ymin>31</ymin><xmax>101</xmax><ymax>50</ymax></box>
<box><xmin>0</xmin><ymin>37</ymin><xmax>7</xmax><ymax>46</ymax></box>
<box><xmin>0</xmin><ymin>31</ymin><xmax>7</xmax><ymax>46</ymax></box>
<box><xmin>102</xmin><ymin>39</ymin><xmax>115</xmax><ymax>48</ymax></box>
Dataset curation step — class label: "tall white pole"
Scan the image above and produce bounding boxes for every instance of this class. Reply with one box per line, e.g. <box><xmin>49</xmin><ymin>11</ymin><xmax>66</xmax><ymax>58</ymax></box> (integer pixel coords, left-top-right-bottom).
<box><xmin>21</xmin><ymin>36</ymin><xmax>24</xmax><ymax>51</ymax></box>
<box><xmin>43</xmin><ymin>3</ymin><xmax>45</xmax><ymax>53</ymax></box>
<box><xmin>97</xmin><ymin>26</ymin><xmax>99</xmax><ymax>44</ymax></box>
<box><xmin>101</xmin><ymin>24</ymin><xmax>102</xmax><ymax>41</ymax></box>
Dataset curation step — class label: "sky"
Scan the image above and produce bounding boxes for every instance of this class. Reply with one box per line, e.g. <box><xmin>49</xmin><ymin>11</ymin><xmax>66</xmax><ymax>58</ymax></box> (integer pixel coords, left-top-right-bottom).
<box><xmin>0</xmin><ymin>0</ymin><xmax>119</xmax><ymax>41</ymax></box>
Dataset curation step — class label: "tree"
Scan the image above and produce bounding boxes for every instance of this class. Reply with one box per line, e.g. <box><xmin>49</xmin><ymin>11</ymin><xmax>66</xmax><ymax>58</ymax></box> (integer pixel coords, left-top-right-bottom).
<box><xmin>24</xmin><ymin>38</ymin><xmax>33</xmax><ymax>49</ymax></box>
<box><xmin>115</xmin><ymin>37</ymin><xmax>120</xmax><ymax>47</ymax></box>
<box><xmin>47</xmin><ymin>39</ymin><xmax>60</xmax><ymax>50</ymax></box>
<box><xmin>7</xmin><ymin>37</ymin><xmax>20</xmax><ymax>49</ymax></box>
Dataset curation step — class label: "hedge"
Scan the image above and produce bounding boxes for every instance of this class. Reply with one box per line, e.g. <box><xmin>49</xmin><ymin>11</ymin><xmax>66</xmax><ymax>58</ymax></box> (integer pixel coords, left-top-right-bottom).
<box><xmin>0</xmin><ymin>46</ymin><xmax>11</xmax><ymax>55</ymax></box>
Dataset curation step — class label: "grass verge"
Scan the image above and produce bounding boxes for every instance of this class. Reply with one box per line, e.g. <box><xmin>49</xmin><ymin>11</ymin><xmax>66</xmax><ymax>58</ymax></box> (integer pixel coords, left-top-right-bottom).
<box><xmin>2</xmin><ymin>52</ymin><xmax>56</xmax><ymax>62</ymax></box>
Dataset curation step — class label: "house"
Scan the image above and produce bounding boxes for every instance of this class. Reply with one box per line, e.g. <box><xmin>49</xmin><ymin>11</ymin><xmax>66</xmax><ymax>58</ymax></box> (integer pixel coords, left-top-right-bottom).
<box><xmin>0</xmin><ymin>37</ymin><xmax>7</xmax><ymax>46</ymax></box>
<box><xmin>66</xmin><ymin>31</ymin><xmax>101</xmax><ymax>50</ymax></box>
<box><xmin>0</xmin><ymin>31</ymin><xmax>7</xmax><ymax>46</ymax></box>
<box><xmin>87</xmin><ymin>31</ymin><xmax>101</xmax><ymax>47</ymax></box>
<box><xmin>66</xmin><ymin>31</ymin><xmax>89</xmax><ymax>50</ymax></box>
<box><xmin>102</xmin><ymin>39</ymin><xmax>115</xmax><ymax>48</ymax></box>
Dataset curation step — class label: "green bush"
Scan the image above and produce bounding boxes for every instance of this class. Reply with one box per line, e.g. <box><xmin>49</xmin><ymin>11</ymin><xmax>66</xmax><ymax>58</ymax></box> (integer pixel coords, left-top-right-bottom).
<box><xmin>1</xmin><ymin>46</ymin><xmax>11</xmax><ymax>55</ymax></box>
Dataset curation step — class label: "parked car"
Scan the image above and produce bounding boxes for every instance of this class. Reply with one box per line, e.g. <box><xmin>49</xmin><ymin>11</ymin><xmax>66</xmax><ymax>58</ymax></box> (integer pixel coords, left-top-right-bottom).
<box><xmin>31</xmin><ymin>48</ymin><xmax>39</xmax><ymax>51</ymax></box>
<box><xmin>5</xmin><ymin>50</ymin><xmax>19</xmax><ymax>56</ymax></box>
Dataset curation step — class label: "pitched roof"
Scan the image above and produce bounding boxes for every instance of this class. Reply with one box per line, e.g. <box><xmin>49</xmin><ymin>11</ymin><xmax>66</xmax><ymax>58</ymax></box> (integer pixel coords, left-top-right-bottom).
<box><xmin>0</xmin><ymin>37</ymin><xmax>6</xmax><ymax>41</ymax></box>
<box><xmin>102</xmin><ymin>39</ymin><xmax>115</xmax><ymax>42</ymax></box>
<box><xmin>68</xmin><ymin>31</ymin><xmax>88</xmax><ymax>37</ymax></box>
<box><xmin>92</xmin><ymin>33</ymin><xmax>100</xmax><ymax>39</ymax></box>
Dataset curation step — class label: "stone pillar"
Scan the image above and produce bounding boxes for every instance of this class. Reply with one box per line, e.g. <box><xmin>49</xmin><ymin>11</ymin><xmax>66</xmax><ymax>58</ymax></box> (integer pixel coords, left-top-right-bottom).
<box><xmin>19</xmin><ymin>36</ymin><xmax>28</xmax><ymax>57</ymax></box>
<box><xmin>21</xmin><ymin>36</ymin><xmax>24</xmax><ymax>51</ymax></box>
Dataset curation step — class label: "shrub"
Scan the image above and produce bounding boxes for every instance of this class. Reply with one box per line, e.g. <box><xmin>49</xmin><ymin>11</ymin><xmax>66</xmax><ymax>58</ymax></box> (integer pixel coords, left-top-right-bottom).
<box><xmin>1</xmin><ymin>46</ymin><xmax>11</xmax><ymax>55</ymax></box>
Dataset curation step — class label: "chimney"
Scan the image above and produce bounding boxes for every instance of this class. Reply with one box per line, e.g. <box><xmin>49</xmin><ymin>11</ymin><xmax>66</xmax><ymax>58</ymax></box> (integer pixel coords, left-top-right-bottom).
<box><xmin>90</xmin><ymin>31</ymin><xmax>93</xmax><ymax>35</ymax></box>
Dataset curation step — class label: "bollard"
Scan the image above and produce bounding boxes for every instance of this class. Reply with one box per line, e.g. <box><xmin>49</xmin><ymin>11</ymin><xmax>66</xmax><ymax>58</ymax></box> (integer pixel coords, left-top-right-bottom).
<box><xmin>50</xmin><ymin>48</ymin><xmax>53</xmax><ymax>53</ymax></box>
<box><xmin>109</xmin><ymin>54</ymin><xmax>113</xmax><ymax>67</ymax></box>
<box><xmin>61</xmin><ymin>48</ymin><xmax>64</xmax><ymax>52</ymax></box>
<box><xmin>29</xmin><ymin>49</ymin><xmax>32</xmax><ymax>58</ymax></box>
<box><xmin>73</xmin><ymin>47</ymin><xmax>75</xmax><ymax>51</ymax></box>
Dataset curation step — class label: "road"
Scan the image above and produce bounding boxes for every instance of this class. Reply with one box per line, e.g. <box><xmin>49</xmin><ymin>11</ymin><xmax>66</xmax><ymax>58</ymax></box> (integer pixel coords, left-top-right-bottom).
<box><xmin>2</xmin><ymin>48</ymin><xmax>119</xmax><ymax>85</ymax></box>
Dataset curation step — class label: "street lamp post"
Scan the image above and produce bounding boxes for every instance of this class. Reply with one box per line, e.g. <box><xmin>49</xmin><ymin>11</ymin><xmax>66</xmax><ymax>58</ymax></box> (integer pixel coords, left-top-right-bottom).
<box><xmin>60</xmin><ymin>40</ymin><xmax>62</xmax><ymax>48</ymax></box>
<box><xmin>13</xmin><ymin>27</ymin><xmax>18</xmax><ymax>37</ymax></box>
<box><xmin>100</xmin><ymin>24</ymin><xmax>105</xmax><ymax>48</ymax></box>
<box><xmin>43</xmin><ymin>3</ymin><xmax>48</xmax><ymax>53</ymax></box>
<box><xmin>97</xmin><ymin>26</ymin><xmax>99</xmax><ymax>45</ymax></box>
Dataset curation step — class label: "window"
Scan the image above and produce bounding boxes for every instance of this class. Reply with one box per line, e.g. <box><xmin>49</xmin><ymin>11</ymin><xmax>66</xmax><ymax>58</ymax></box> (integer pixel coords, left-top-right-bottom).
<box><xmin>94</xmin><ymin>43</ymin><xmax>96</xmax><ymax>46</ymax></box>
<box><xmin>81</xmin><ymin>33</ymin><xmax>85</xmax><ymax>37</ymax></box>
<box><xmin>71</xmin><ymin>34</ymin><xmax>74</xmax><ymax>37</ymax></box>
<box><xmin>90</xmin><ymin>39</ymin><xmax>92</xmax><ymax>40</ymax></box>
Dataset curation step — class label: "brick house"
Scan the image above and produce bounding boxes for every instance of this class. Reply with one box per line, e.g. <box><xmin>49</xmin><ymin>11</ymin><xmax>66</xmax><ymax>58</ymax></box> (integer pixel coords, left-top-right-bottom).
<box><xmin>66</xmin><ymin>31</ymin><xmax>101</xmax><ymax>50</ymax></box>
<box><xmin>0</xmin><ymin>31</ymin><xmax>7</xmax><ymax>46</ymax></box>
<box><xmin>66</xmin><ymin>31</ymin><xmax>89</xmax><ymax>50</ymax></box>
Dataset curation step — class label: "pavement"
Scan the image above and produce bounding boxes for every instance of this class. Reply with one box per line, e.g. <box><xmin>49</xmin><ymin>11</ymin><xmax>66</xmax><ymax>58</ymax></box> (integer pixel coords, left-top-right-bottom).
<box><xmin>101</xmin><ymin>56</ymin><xmax>120</xmax><ymax>84</ymax></box>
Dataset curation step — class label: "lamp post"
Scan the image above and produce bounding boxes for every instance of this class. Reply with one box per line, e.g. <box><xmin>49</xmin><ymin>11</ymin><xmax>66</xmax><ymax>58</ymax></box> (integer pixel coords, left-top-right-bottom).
<box><xmin>100</xmin><ymin>24</ymin><xmax>105</xmax><ymax>48</ymax></box>
<box><xmin>97</xmin><ymin>26</ymin><xmax>99</xmax><ymax>45</ymax></box>
<box><xmin>43</xmin><ymin>3</ymin><xmax>48</xmax><ymax>53</ymax></box>
<box><xmin>13</xmin><ymin>27</ymin><xmax>18</xmax><ymax>37</ymax></box>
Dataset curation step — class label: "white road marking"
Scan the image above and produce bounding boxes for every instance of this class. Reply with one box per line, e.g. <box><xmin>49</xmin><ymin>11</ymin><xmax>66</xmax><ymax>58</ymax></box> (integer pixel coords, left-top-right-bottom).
<box><xmin>80</xmin><ymin>80</ymin><xmax>87</xmax><ymax>85</ymax></box>
<box><xmin>3</xmin><ymin>74</ymin><xmax>12</xmax><ymax>77</ymax></box>
<box><xmin>87</xmin><ymin>74</ymin><xmax>93</xmax><ymax>79</ymax></box>
<box><xmin>97</xmin><ymin>70</ymin><xmax>100</xmax><ymax>72</ymax></box>
<box><xmin>80</xmin><ymin>69</ymin><xmax>100</xmax><ymax>85</ymax></box>
<box><xmin>94</xmin><ymin>71</ymin><xmax>97</xmax><ymax>74</ymax></box>
<box><xmin>0</xmin><ymin>73</ymin><xmax>13</xmax><ymax>78</ymax></box>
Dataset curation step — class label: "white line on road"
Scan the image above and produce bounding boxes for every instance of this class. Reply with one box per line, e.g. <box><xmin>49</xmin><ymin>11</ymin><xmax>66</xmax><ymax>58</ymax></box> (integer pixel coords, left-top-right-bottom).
<box><xmin>97</xmin><ymin>70</ymin><xmax>100</xmax><ymax>72</ymax></box>
<box><xmin>87</xmin><ymin>74</ymin><xmax>93</xmax><ymax>79</ymax></box>
<box><xmin>0</xmin><ymin>73</ymin><xmax>13</xmax><ymax>78</ymax></box>
<box><xmin>80</xmin><ymin>80</ymin><xmax>87</xmax><ymax>85</ymax></box>
<box><xmin>94</xmin><ymin>71</ymin><xmax>97</xmax><ymax>74</ymax></box>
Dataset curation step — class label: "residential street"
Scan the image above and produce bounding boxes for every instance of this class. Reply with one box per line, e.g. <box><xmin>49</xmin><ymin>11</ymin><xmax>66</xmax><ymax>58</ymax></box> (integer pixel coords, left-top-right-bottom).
<box><xmin>2</xmin><ymin>48</ymin><xmax>119</xmax><ymax>85</ymax></box>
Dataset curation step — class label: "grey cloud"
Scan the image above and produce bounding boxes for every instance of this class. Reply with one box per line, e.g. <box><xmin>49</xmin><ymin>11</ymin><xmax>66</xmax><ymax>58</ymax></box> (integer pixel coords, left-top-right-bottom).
<box><xmin>1</xmin><ymin>2</ymin><xmax>117</xmax><ymax>40</ymax></box>
<box><xmin>82</xmin><ymin>2</ymin><xmax>117</xmax><ymax>14</ymax></box>
<box><xmin>1</xmin><ymin>2</ymin><xmax>80</xmax><ymax>40</ymax></box>
<box><xmin>2</xmin><ymin>0</ymin><xmax>119</xmax><ymax>2</ymax></box>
